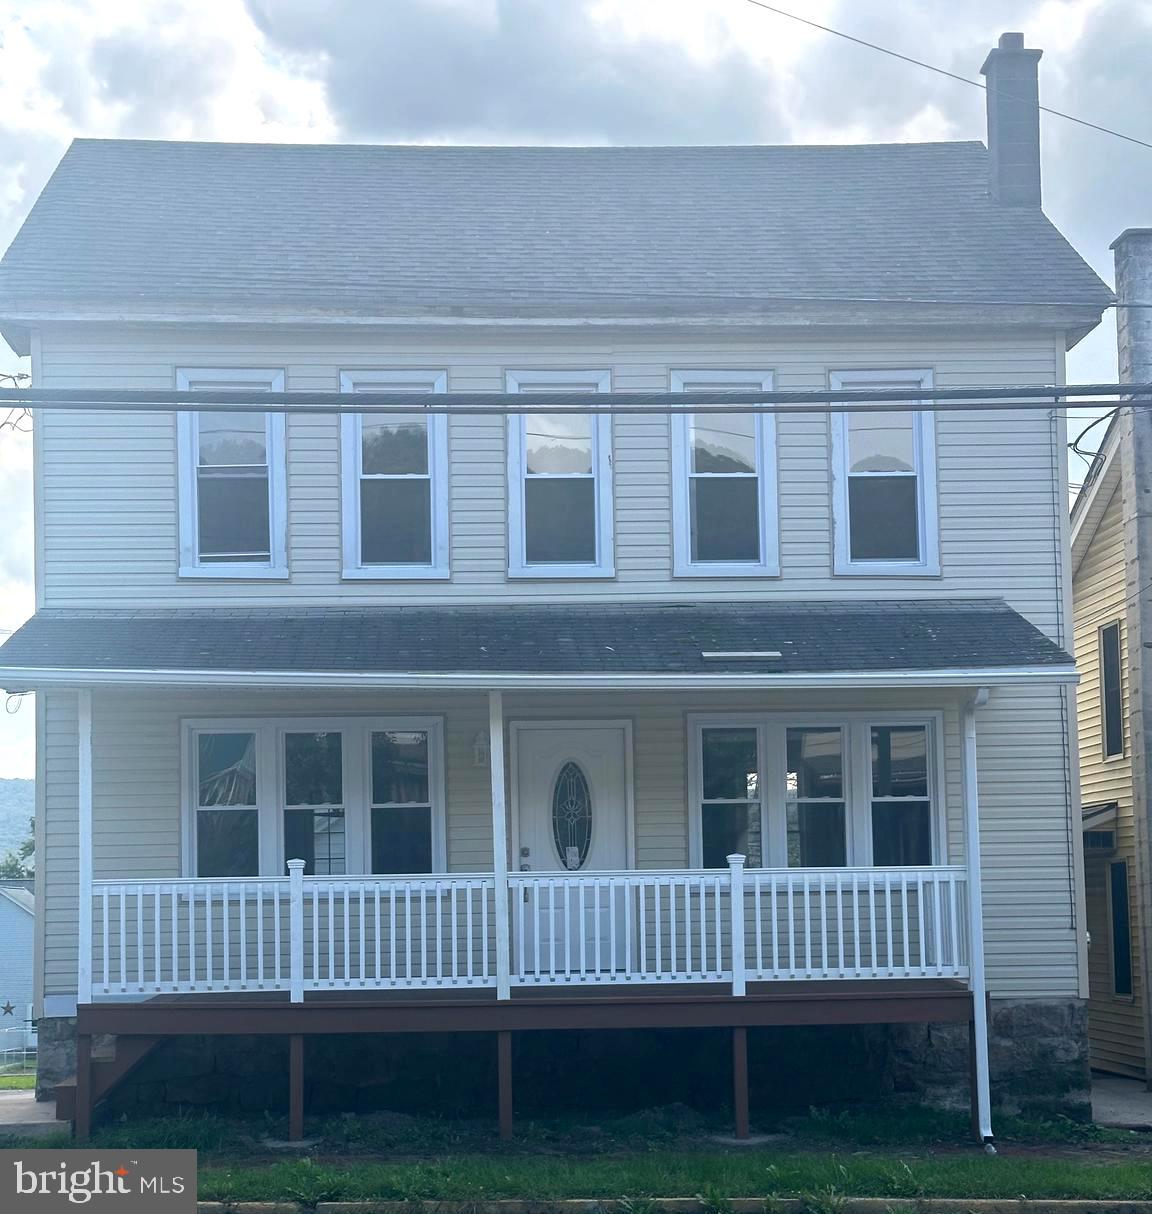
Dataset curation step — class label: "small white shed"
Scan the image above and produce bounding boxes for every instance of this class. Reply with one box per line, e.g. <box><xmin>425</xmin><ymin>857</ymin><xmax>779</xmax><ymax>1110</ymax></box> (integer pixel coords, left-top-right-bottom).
<box><xmin>0</xmin><ymin>885</ymin><xmax>35</xmax><ymax>1054</ymax></box>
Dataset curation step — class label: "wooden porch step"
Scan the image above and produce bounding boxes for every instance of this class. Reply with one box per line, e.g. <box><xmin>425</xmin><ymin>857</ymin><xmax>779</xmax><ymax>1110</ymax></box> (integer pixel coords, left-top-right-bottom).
<box><xmin>55</xmin><ymin>1036</ymin><xmax>161</xmax><ymax>1129</ymax></box>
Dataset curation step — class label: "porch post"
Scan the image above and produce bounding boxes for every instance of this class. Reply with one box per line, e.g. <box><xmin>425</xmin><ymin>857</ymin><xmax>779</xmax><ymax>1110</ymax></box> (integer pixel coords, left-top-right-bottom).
<box><xmin>727</xmin><ymin>854</ymin><xmax>747</xmax><ymax>996</ymax></box>
<box><xmin>963</xmin><ymin>688</ymin><xmax>994</xmax><ymax>1146</ymax></box>
<box><xmin>489</xmin><ymin>692</ymin><xmax>512</xmax><ymax>1000</ymax></box>
<box><xmin>288</xmin><ymin>860</ymin><xmax>306</xmax><ymax>1003</ymax></box>
<box><xmin>77</xmin><ymin>690</ymin><xmax>93</xmax><ymax>1007</ymax></box>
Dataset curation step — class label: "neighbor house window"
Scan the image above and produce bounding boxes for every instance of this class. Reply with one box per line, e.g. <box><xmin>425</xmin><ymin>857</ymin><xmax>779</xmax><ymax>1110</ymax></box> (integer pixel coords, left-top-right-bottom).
<box><xmin>691</xmin><ymin>716</ymin><xmax>939</xmax><ymax>869</ymax></box>
<box><xmin>671</xmin><ymin>371</ymin><xmax>779</xmax><ymax>576</ymax></box>
<box><xmin>1100</xmin><ymin>621</ymin><xmax>1124</xmax><ymax>758</ymax></box>
<box><xmin>506</xmin><ymin>370</ymin><xmax>614</xmax><ymax>576</ymax></box>
<box><xmin>830</xmin><ymin>369</ymin><xmax>938</xmax><ymax>575</ymax></box>
<box><xmin>869</xmin><ymin>725</ymin><xmax>932</xmax><ymax>866</ymax></box>
<box><xmin>185</xmin><ymin>718</ymin><xmax>444</xmax><ymax>877</ymax></box>
<box><xmin>340</xmin><ymin>370</ymin><xmax>449</xmax><ymax>578</ymax></box>
<box><xmin>176</xmin><ymin>369</ymin><xmax>287</xmax><ymax>577</ymax></box>
<box><xmin>1110</xmin><ymin>859</ymin><xmax>1133</xmax><ymax>996</ymax></box>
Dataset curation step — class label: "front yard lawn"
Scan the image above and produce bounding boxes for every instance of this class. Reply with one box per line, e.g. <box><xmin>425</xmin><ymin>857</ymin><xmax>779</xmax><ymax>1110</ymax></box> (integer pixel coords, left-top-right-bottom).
<box><xmin>0</xmin><ymin>1073</ymin><xmax>36</xmax><ymax>1089</ymax></box>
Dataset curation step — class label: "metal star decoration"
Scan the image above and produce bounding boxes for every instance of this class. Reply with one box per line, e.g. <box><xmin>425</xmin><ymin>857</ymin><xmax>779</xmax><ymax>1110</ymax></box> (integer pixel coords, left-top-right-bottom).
<box><xmin>0</xmin><ymin>1002</ymin><xmax>13</xmax><ymax>1016</ymax></box>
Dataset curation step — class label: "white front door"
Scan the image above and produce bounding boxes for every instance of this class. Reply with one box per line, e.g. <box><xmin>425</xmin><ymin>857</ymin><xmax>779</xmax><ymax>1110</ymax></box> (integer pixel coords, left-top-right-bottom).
<box><xmin>513</xmin><ymin>723</ymin><xmax>630</xmax><ymax>974</ymax></box>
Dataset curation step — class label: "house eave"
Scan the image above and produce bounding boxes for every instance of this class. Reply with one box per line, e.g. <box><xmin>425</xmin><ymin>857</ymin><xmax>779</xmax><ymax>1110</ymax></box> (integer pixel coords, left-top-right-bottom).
<box><xmin>0</xmin><ymin>664</ymin><xmax>1078</xmax><ymax>692</ymax></box>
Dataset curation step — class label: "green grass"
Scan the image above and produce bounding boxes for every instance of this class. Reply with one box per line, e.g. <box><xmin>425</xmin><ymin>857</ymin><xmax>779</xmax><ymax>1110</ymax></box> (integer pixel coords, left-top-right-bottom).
<box><xmin>196</xmin><ymin>1153</ymin><xmax>1152</xmax><ymax>1205</ymax></box>
<box><xmin>0</xmin><ymin>1073</ymin><xmax>36</xmax><ymax>1090</ymax></box>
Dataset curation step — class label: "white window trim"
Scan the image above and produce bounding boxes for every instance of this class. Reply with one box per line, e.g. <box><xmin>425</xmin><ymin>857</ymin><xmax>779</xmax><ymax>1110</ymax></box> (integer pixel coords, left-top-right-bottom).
<box><xmin>176</xmin><ymin>368</ymin><xmax>288</xmax><ymax>579</ymax></box>
<box><xmin>506</xmin><ymin>369</ymin><xmax>614</xmax><ymax>578</ymax></box>
<box><xmin>339</xmin><ymin>370</ymin><xmax>450</xmax><ymax>580</ymax></box>
<box><xmin>830</xmin><ymin>368</ymin><xmax>940</xmax><ymax>577</ymax></box>
<box><xmin>181</xmin><ymin>715</ymin><xmax>447</xmax><ymax>878</ymax></box>
<box><xmin>670</xmin><ymin>370</ymin><xmax>779</xmax><ymax>577</ymax></box>
<box><xmin>687</xmin><ymin>711</ymin><xmax>945</xmax><ymax>869</ymax></box>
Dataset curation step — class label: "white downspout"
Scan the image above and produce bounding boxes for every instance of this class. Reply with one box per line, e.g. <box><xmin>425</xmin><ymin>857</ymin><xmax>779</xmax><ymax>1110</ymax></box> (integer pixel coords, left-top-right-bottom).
<box><xmin>489</xmin><ymin>691</ymin><xmax>511</xmax><ymax>1000</ymax></box>
<box><xmin>77</xmin><ymin>689</ymin><xmax>93</xmax><ymax>1007</ymax></box>
<box><xmin>963</xmin><ymin>686</ymin><xmax>994</xmax><ymax>1146</ymax></box>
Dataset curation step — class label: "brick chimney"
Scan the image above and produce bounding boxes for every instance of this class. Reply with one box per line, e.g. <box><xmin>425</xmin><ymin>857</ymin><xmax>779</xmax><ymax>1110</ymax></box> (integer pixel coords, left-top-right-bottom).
<box><xmin>980</xmin><ymin>32</ymin><xmax>1043</xmax><ymax>206</ymax></box>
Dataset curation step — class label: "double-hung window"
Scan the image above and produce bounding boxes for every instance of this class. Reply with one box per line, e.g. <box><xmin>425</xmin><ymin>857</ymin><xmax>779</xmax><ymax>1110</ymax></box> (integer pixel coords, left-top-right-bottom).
<box><xmin>506</xmin><ymin>370</ymin><xmax>614</xmax><ymax>577</ymax></box>
<box><xmin>340</xmin><ymin>370</ymin><xmax>449</xmax><ymax>578</ymax></box>
<box><xmin>1100</xmin><ymin>621</ymin><xmax>1125</xmax><ymax>759</ymax></box>
<box><xmin>691</xmin><ymin>715</ymin><xmax>940</xmax><ymax>869</ymax></box>
<box><xmin>176</xmin><ymin>368</ymin><xmax>287</xmax><ymax>578</ymax></box>
<box><xmin>671</xmin><ymin>371</ymin><xmax>779</xmax><ymax>576</ymax></box>
<box><xmin>830</xmin><ymin>369</ymin><xmax>939</xmax><ymax>575</ymax></box>
<box><xmin>186</xmin><ymin>718</ymin><xmax>445</xmax><ymax>877</ymax></box>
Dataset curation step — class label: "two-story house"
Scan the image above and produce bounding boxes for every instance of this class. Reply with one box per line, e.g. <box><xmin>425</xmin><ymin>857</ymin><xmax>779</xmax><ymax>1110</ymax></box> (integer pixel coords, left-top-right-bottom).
<box><xmin>0</xmin><ymin>33</ymin><xmax>1113</xmax><ymax>1142</ymax></box>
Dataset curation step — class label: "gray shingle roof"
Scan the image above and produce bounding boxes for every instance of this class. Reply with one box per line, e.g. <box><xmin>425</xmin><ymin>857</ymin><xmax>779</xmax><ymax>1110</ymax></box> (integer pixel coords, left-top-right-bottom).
<box><xmin>0</xmin><ymin>600</ymin><xmax>1071</xmax><ymax>680</ymax></box>
<box><xmin>0</xmin><ymin>139</ymin><xmax>1112</xmax><ymax>329</ymax></box>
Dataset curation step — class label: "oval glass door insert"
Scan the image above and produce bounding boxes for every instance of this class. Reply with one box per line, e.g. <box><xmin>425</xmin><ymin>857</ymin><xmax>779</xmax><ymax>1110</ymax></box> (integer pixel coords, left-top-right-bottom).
<box><xmin>552</xmin><ymin>761</ymin><xmax>592</xmax><ymax>870</ymax></box>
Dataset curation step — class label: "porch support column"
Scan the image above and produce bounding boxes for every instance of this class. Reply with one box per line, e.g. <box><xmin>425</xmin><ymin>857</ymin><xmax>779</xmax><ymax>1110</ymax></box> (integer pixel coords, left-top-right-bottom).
<box><xmin>77</xmin><ymin>689</ymin><xmax>93</xmax><ymax>1007</ymax></box>
<box><xmin>497</xmin><ymin>1029</ymin><xmax>513</xmax><ymax>1140</ymax></box>
<box><xmin>74</xmin><ymin>1033</ymin><xmax>92</xmax><ymax>1140</ymax></box>
<box><xmin>489</xmin><ymin>692</ymin><xmax>512</xmax><ymax>1000</ymax></box>
<box><xmin>963</xmin><ymin>688</ymin><xmax>994</xmax><ymax>1146</ymax></box>
<box><xmin>288</xmin><ymin>1034</ymin><xmax>305</xmax><ymax>1142</ymax></box>
<box><xmin>732</xmin><ymin>1026</ymin><xmax>750</xmax><ymax>1140</ymax></box>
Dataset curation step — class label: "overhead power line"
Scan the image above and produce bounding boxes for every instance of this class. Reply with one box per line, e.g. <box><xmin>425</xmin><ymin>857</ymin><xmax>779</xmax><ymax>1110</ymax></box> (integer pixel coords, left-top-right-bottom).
<box><xmin>741</xmin><ymin>0</ymin><xmax>1152</xmax><ymax>152</ymax></box>
<box><xmin>1</xmin><ymin>382</ymin><xmax>1149</xmax><ymax>416</ymax></box>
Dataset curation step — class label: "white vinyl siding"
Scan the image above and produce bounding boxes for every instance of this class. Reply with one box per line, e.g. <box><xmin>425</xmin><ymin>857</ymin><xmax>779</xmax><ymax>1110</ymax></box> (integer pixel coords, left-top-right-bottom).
<box><xmin>670</xmin><ymin>370</ymin><xmax>779</xmax><ymax>577</ymax></box>
<box><xmin>39</xmin><ymin>681</ymin><xmax>1080</xmax><ymax>1003</ymax></box>
<box><xmin>339</xmin><ymin>370</ymin><xmax>450</xmax><ymax>579</ymax></box>
<box><xmin>505</xmin><ymin>369</ymin><xmax>614</xmax><ymax>578</ymax></box>
<box><xmin>175</xmin><ymin>368</ymin><xmax>287</xmax><ymax>578</ymax></box>
<box><xmin>36</xmin><ymin>329</ymin><xmax>1063</xmax><ymax>631</ymax></box>
<box><xmin>830</xmin><ymin>369</ymin><xmax>939</xmax><ymax>576</ymax></box>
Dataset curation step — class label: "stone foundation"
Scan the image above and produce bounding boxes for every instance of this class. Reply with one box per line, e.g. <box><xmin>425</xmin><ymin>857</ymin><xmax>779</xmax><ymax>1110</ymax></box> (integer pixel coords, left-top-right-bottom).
<box><xmin>45</xmin><ymin>996</ymin><xmax>1091</xmax><ymax>1123</ymax></box>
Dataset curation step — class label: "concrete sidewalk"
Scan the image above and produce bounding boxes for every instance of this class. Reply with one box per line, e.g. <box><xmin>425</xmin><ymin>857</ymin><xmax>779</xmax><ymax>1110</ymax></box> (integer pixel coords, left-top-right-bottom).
<box><xmin>0</xmin><ymin>1089</ymin><xmax>61</xmax><ymax>1137</ymax></box>
<box><xmin>1092</xmin><ymin>1072</ymin><xmax>1152</xmax><ymax>1129</ymax></box>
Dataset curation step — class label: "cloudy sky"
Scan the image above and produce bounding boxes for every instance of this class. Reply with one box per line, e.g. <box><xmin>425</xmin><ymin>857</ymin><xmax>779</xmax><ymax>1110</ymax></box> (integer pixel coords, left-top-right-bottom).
<box><xmin>0</xmin><ymin>0</ymin><xmax>1148</xmax><ymax>777</ymax></box>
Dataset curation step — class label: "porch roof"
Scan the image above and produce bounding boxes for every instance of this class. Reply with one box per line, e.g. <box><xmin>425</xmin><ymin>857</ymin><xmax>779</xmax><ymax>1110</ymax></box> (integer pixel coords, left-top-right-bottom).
<box><xmin>0</xmin><ymin>599</ymin><xmax>1074</xmax><ymax>690</ymax></box>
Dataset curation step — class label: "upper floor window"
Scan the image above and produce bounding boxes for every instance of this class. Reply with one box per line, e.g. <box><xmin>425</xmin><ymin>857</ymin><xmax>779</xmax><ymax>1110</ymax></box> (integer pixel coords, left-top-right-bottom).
<box><xmin>1100</xmin><ymin>621</ymin><xmax>1125</xmax><ymax>758</ymax></box>
<box><xmin>188</xmin><ymin>716</ymin><xmax>445</xmax><ymax>878</ymax></box>
<box><xmin>830</xmin><ymin>369</ymin><xmax>939</xmax><ymax>576</ymax></box>
<box><xmin>506</xmin><ymin>370</ymin><xmax>614</xmax><ymax>577</ymax></box>
<box><xmin>176</xmin><ymin>368</ymin><xmax>287</xmax><ymax>578</ymax></box>
<box><xmin>670</xmin><ymin>371</ymin><xmax>779</xmax><ymax>577</ymax></box>
<box><xmin>340</xmin><ymin>370</ymin><xmax>449</xmax><ymax>579</ymax></box>
<box><xmin>692</xmin><ymin>715</ymin><xmax>939</xmax><ymax>869</ymax></box>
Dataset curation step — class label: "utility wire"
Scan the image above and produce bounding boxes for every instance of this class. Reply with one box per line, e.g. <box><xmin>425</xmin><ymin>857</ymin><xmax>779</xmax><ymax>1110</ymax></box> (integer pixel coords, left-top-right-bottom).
<box><xmin>741</xmin><ymin>0</ymin><xmax>1152</xmax><ymax>152</ymax></box>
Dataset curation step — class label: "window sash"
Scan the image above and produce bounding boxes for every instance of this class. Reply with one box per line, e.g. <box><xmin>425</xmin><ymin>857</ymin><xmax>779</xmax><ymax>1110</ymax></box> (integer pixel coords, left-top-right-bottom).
<box><xmin>1110</xmin><ymin>859</ymin><xmax>1133</xmax><ymax>997</ymax></box>
<box><xmin>339</xmin><ymin>371</ymin><xmax>449</xmax><ymax>579</ymax></box>
<box><xmin>671</xmin><ymin>371</ymin><xmax>778</xmax><ymax>576</ymax></box>
<box><xmin>506</xmin><ymin>370</ymin><xmax>613</xmax><ymax>577</ymax></box>
<box><xmin>692</xmin><ymin>716</ymin><xmax>940</xmax><ymax>869</ymax></box>
<box><xmin>1100</xmin><ymin>622</ymin><xmax>1124</xmax><ymax>758</ymax></box>
<box><xmin>176</xmin><ymin>369</ymin><xmax>286</xmax><ymax>578</ymax></box>
<box><xmin>830</xmin><ymin>370</ymin><xmax>938</xmax><ymax>576</ymax></box>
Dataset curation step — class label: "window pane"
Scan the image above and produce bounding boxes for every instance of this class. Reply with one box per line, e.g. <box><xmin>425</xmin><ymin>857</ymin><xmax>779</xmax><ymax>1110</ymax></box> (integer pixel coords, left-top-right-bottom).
<box><xmin>872</xmin><ymin>801</ymin><xmax>931</xmax><ymax>866</ymax></box>
<box><xmin>525</xmin><ymin>414</ymin><xmax>593</xmax><ymax>474</ymax></box>
<box><xmin>691</xmin><ymin>414</ymin><xmax>756</xmax><ymax>473</ymax></box>
<box><xmin>702</xmin><ymin>803</ymin><xmax>762</xmax><ymax>868</ymax></box>
<box><xmin>690</xmin><ymin>477</ymin><xmax>760</xmax><ymax>563</ymax></box>
<box><xmin>285</xmin><ymin>732</ymin><xmax>343</xmax><ymax>806</ymax></box>
<box><xmin>360</xmin><ymin>478</ymin><xmax>432</xmax><ymax>565</ymax></box>
<box><xmin>361</xmin><ymin>416</ymin><xmax>429</xmax><ymax>475</ymax></box>
<box><xmin>198</xmin><ymin>412</ymin><xmax>267</xmax><ymax>466</ymax></box>
<box><xmin>198</xmin><ymin>733</ymin><xmax>257</xmax><ymax>806</ymax></box>
<box><xmin>197</xmin><ymin>809</ymin><xmax>259</xmax><ymax>877</ymax></box>
<box><xmin>786</xmin><ymin>729</ymin><xmax>842</xmax><ymax>800</ymax></box>
<box><xmin>702</xmin><ymin>728</ymin><xmax>758</xmax><ymax>800</ymax></box>
<box><xmin>1102</xmin><ymin>623</ymin><xmax>1124</xmax><ymax>758</ymax></box>
<box><xmin>372</xmin><ymin>731</ymin><xmax>429</xmax><ymax>804</ymax></box>
<box><xmin>787</xmin><ymin>802</ymin><xmax>846</xmax><ymax>867</ymax></box>
<box><xmin>197</xmin><ymin>471</ymin><xmax>271</xmax><ymax>560</ymax></box>
<box><xmin>848</xmin><ymin>476</ymin><xmax>919</xmax><ymax>561</ymax></box>
<box><xmin>284</xmin><ymin>807</ymin><xmax>346</xmax><ymax>875</ymax></box>
<box><xmin>848</xmin><ymin>411</ymin><xmax>914</xmax><ymax>473</ymax></box>
<box><xmin>1111</xmin><ymin>860</ymin><xmax>1133</xmax><ymax>996</ymax></box>
<box><xmin>372</xmin><ymin>806</ymin><xmax>433</xmax><ymax>874</ymax></box>
<box><xmin>524</xmin><ymin>478</ymin><xmax>596</xmax><ymax>564</ymax></box>
<box><xmin>871</xmin><ymin>726</ymin><xmax>928</xmax><ymax>798</ymax></box>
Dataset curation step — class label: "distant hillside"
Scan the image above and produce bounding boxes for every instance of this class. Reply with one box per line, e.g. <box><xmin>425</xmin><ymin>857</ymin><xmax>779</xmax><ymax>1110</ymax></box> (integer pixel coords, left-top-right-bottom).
<box><xmin>0</xmin><ymin>779</ymin><xmax>33</xmax><ymax>856</ymax></box>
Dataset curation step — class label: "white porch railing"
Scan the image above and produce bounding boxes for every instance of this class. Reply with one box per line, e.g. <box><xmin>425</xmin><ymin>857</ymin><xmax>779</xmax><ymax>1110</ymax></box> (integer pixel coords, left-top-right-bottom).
<box><xmin>88</xmin><ymin>859</ymin><xmax>968</xmax><ymax>1001</ymax></box>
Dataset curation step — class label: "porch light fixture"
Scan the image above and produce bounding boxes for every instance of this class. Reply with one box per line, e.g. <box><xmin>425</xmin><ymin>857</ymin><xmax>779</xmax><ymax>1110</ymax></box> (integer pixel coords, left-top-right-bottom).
<box><xmin>472</xmin><ymin>730</ymin><xmax>491</xmax><ymax>768</ymax></box>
